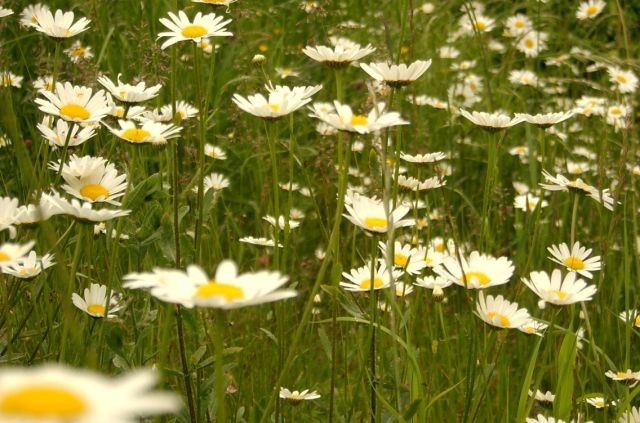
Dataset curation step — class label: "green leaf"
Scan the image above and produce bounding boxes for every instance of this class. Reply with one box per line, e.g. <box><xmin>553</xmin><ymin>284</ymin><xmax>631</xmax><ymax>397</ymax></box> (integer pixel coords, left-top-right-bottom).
<box><xmin>553</xmin><ymin>331</ymin><xmax>577</xmax><ymax>420</ymax></box>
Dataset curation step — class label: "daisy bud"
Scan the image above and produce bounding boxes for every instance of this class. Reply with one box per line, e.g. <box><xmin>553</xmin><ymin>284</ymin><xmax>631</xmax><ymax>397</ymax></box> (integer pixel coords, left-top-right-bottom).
<box><xmin>252</xmin><ymin>54</ymin><xmax>266</xmax><ymax>64</ymax></box>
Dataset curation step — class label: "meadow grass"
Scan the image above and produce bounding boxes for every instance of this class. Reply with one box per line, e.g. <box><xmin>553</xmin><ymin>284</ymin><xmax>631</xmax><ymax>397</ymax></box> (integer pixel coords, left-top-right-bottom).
<box><xmin>0</xmin><ymin>0</ymin><xmax>638</xmax><ymax>422</ymax></box>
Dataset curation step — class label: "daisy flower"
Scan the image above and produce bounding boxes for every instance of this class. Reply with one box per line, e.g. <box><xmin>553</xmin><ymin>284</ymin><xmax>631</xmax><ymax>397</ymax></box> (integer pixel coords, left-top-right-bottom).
<box><xmin>263</xmin><ymin>215</ymin><xmax>301</xmax><ymax>230</ymax></box>
<box><xmin>0</xmin><ymin>197</ymin><xmax>21</xmax><ymax>238</ymax></box>
<box><xmin>399</xmin><ymin>151</ymin><xmax>447</xmax><ymax>163</ymax></box>
<box><xmin>192</xmin><ymin>0</ymin><xmax>237</xmax><ymax>5</ymax></box>
<box><xmin>279</xmin><ymin>387</ymin><xmax>321</xmax><ymax>402</ymax></box>
<box><xmin>37</xmin><ymin>118</ymin><xmax>97</xmax><ymax>149</ymax></box>
<box><xmin>340</xmin><ymin>261</ymin><xmax>402</xmax><ymax>292</ymax></box>
<box><xmin>275</xmin><ymin>67</ymin><xmax>300</xmax><ymax>79</ymax></box>
<box><xmin>72</xmin><ymin>283</ymin><xmax>123</xmax><ymax>318</ymax></box>
<box><xmin>0</xmin><ymin>364</ymin><xmax>180</xmax><ymax>422</ymax></box>
<box><xmin>343</xmin><ymin>192</ymin><xmax>414</xmax><ymax>233</ymax></box>
<box><xmin>459</xmin><ymin>109</ymin><xmax>524</xmax><ymax>130</ymax></box>
<box><xmin>434</xmin><ymin>250</ymin><xmax>515</xmax><ymax>289</ymax></box>
<box><xmin>310</xmin><ymin>101</ymin><xmax>408</xmax><ymax>134</ymax></box>
<box><xmin>517</xmin><ymin>31</ymin><xmax>548</xmax><ymax>58</ymax></box>
<box><xmin>20</xmin><ymin>4</ymin><xmax>49</xmax><ymax>27</ymax></box>
<box><xmin>504</xmin><ymin>14</ymin><xmax>532</xmax><ymax>37</ymax></box>
<box><xmin>239</xmin><ymin>236</ymin><xmax>283</xmax><ymax>248</ymax></box>
<box><xmin>508</xmin><ymin>70</ymin><xmax>539</xmax><ymax>87</ymax></box>
<box><xmin>618</xmin><ymin>407</ymin><xmax>640</xmax><ymax>423</ymax></box>
<box><xmin>1</xmin><ymin>251</ymin><xmax>55</xmax><ymax>279</ymax></box>
<box><xmin>515</xmin><ymin>111</ymin><xmax>575</xmax><ymax>128</ymax></box>
<box><xmin>521</xmin><ymin>269</ymin><xmax>597</xmax><ymax>306</ymax></box>
<box><xmin>360</xmin><ymin>60</ymin><xmax>432</xmax><ymax>87</ymax></box>
<box><xmin>30</xmin><ymin>8</ymin><xmax>90</xmax><ymax>38</ymax></box>
<box><xmin>233</xmin><ymin>84</ymin><xmax>321</xmax><ymax>119</ymax></box>
<box><xmin>576</xmin><ymin>0</ymin><xmax>606</xmax><ymax>20</ymax></box>
<box><xmin>607</xmin><ymin>66</ymin><xmax>638</xmax><ymax>94</ymax></box>
<box><xmin>0</xmin><ymin>7</ymin><xmax>13</xmax><ymax>18</ymax></box>
<box><xmin>461</xmin><ymin>14</ymin><xmax>495</xmax><ymax>33</ymax></box>
<box><xmin>529</xmin><ymin>389</ymin><xmax>555</xmax><ymax>403</ymax></box>
<box><xmin>414</xmin><ymin>275</ymin><xmax>452</xmax><ymax>298</ymax></box>
<box><xmin>618</xmin><ymin>309</ymin><xmax>640</xmax><ymax>328</ymax></box>
<box><xmin>204</xmin><ymin>144</ymin><xmax>227</xmax><ymax>160</ymax></box>
<box><xmin>476</xmin><ymin>292</ymin><xmax>531</xmax><ymax>329</ymax></box>
<box><xmin>605</xmin><ymin>369</ymin><xmax>640</xmax><ymax>385</ymax></box>
<box><xmin>35</xmin><ymin>82</ymin><xmax>110</xmax><ymax>124</ymax></box>
<box><xmin>157</xmin><ymin>10</ymin><xmax>232</xmax><ymax>50</ymax></box>
<box><xmin>105</xmin><ymin>119</ymin><xmax>181</xmax><ymax>145</ymax></box>
<box><xmin>123</xmin><ymin>267</ymin><xmax>195</xmax><ymax>306</ymax></box>
<box><xmin>97</xmin><ymin>74</ymin><xmax>162</xmax><ymax>103</ymax></box>
<box><xmin>0</xmin><ymin>72</ymin><xmax>23</xmax><ymax>88</ymax></box>
<box><xmin>33</xmin><ymin>75</ymin><xmax>54</xmax><ymax>91</ymax></box>
<box><xmin>378</xmin><ymin>241</ymin><xmax>428</xmax><ymax>275</ymax></box>
<box><xmin>547</xmin><ymin>241</ymin><xmax>601</xmax><ymax>279</ymax></box>
<box><xmin>42</xmin><ymin>192</ymin><xmax>131</xmax><ymax>222</ymax></box>
<box><xmin>64</xmin><ymin>40</ymin><xmax>94</xmax><ymax>63</ymax></box>
<box><xmin>519</xmin><ymin>318</ymin><xmax>549</xmax><ymax>336</ymax></box>
<box><xmin>514</xmin><ymin>194</ymin><xmax>549</xmax><ymax>212</ymax></box>
<box><xmin>540</xmin><ymin>170</ymin><xmax>615</xmax><ymax>210</ymax></box>
<box><xmin>200</xmin><ymin>172</ymin><xmax>230</xmax><ymax>193</ymax></box>
<box><xmin>302</xmin><ymin>37</ymin><xmax>375</xmax><ymax>67</ymax></box>
<box><xmin>0</xmin><ymin>241</ymin><xmax>36</xmax><ymax>267</ymax></box>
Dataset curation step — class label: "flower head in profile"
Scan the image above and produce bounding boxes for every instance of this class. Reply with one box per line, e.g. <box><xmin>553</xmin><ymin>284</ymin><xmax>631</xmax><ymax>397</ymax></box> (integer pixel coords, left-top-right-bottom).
<box><xmin>35</xmin><ymin>82</ymin><xmax>110</xmax><ymax>124</ymax></box>
<box><xmin>522</xmin><ymin>269</ymin><xmax>597</xmax><ymax>306</ymax></box>
<box><xmin>192</xmin><ymin>0</ymin><xmax>237</xmax><ymax>5</ymax></box>
<box><xmin>302</xmin><ymin>36</ymin><xmax>375</xmax><ymax>67</ymax></box>
<box><xmin>37</xmin><ymin>118</ymin><xmax>97</xmax><ymax>149</ymax></box>
<box><xmin>514</xmin><ymin>194</ymin><xmax>548</xmax><ymax>212</ymax></box>
<box><xmin>434</xmin><ymin>251</ymin><xmax>515</xmax><ymax>289</ymax></box>
<box><xmin>343</xmin><ymin>192</ymin><xmax>414</xmax><ymax>233</ymax></box>
<box><xmin>459</xmin><ymin>109</ymin><xmax>524</xmax><ymax>130</ymax></box>
<box><xmin>1</xmin><ymin>251</ymin><xmax>55</xmax><ymax>279</ymax></box>
<box><xmin>310</xmin><ymin>101</ymin><xmax>408</xmax><ymax>134</ymax></box>
<box><xmin>30</xmin><ymin>8</ymin><xmax>90</xmax><ymax>38</ymax></box>
<box><xmin>1</xmin><ymin>72</ymin><xmax>23</xmax><ymax>88</ymax></box>
<box><xmin>0</xmin><ymin>364</ymin><xmax>180</xmax><ymax>421</ymax></box>
<box><xmin>0</xmin><ymin>7</ymin><xmax>13</xmax><ymax>18</ymax></box>
<box><xmin>576</xmin><ymin>0</ymin><xmax>606</xmax><ymax>20</ymax></box>
<box><xmin>414</xmin><ymin>275</ymin><xmax>452</xmax><ymax>298</ymax></box>
<box><xmin>105</xmin><ymin>119</ymin><xmax>182</xmax><ymax>145</ymax></box>
<box><xmin>476</xmin><ymin>292</ymin><xmax>531</xmax><ymax>329</ymax></box>
<box><xmin>519</xmin><ymin>318</ymin><xmax>549</xmax><ymax>336</ymax></box>
<box><xmin>233</xmin><ymin>84</ymin><xmax>321</xmax><ymax>119</ymax></box>
<box><xmin>340</xmin><ymin>261</ymin><xmax>403</xmax><ymax>292</ymax></box>
<box><xmin>0</xmin><ymin>241</ymin><xmax>35</xmax><ymax>267</ymax></box>
<box><xmin>98</xmin><ymin>74</ymin><xmax>162</xmax><ymax>104</ymax></box>
<box><xmin>529</xmin><ymin>389</ymin><xmax>555</xmax><ymax>403</ymax></box>
<box><xmin>618</xmin><ymin>309</ymin><xmax>640</xmax><ymax>328</ymax></box>
<box><xmin>540</xmin><ymin>170</ymin><xmax>615</xmax><ymax>210</ymax></box>
<box><xmin>605</xmin><ymin>369</ymin><xmax>640</xmax><ymax>386</ymax></box>
<box><xmin>515</xmin><ymin>111</ymin><xmax>575</xmax><ymax>128</ymax></box>
<box><xmin>360</xmin><ymin>60</ymin><xmax>432</xmax><ymax>87</ymax></box>
<box><xmin>279</xmin><ymin>387</ymin><xmax>321</xmax><ymax>402</ymax></box>
<box><xmin>42</xmin><ymin>192</ymin><xmax>131</xmax><ymax>222</ymax></box>
<box><xmin>239</xmin><ymin>236</ymin><xmax>283</xmax><ymax>248</ymax></box>
<box><xmin>72</xmin><ymin>283</ymin><xmax>123</xmax><ymax>319</ymax></box>
<box><xmin>158</xmin><ymin>10</ymin><xmax>232</xmax><ymax>50</ymax></box>
<box><xmin>547</xmin><ymin>241</ymin><xmax>601</xmax><ymax>279</ymax></box>
<box><xmin>618</xmin><ymin>407</ymin><xmax>640</xmax><ymax>423</ymax></box>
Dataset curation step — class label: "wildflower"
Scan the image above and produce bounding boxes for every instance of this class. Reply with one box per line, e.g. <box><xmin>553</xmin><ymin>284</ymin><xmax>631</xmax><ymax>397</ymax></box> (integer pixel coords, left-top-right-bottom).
<box><xmin>275</xmin><ymin>67</ymin><xmax>300</xmax><ymax>79</ymax></box>
<box><xmin>504</xmin><ymin>14</ymin><xmax>532</xmax><ymax>37</ymax></box>
<box><xmin>518</xmin><ymin>318</ymin><xmax>549</xmax><ymax>336</ymax></box>
<box><xmin>0</xmin><ymin>241</ymin><xmax>36</xmax><ymax>267</ymax></box>
<box><xmin>144</xmin><ymin>101</ymin><xmax>199</xmax><ymax>122</ymax></box>
<box><xmin>64</xmin><ymin>40</ymin><xmax>93</xmax><ymax>63</ymax></box>
<box><xmin>540</xmin><ymin>170</ymin><xmax>615</xmax><ymax>210</ymax></box>
<box><xmin>343</xmin><ymin>192</ymin><xmax>414</xmax><ymax>233</ymax></box>
<box><xmin>1</xmin><ymin>72</ymin><xmax>23</xmax><ymax>88</ymax></box>
<box><xmin>0</xmin><ymin>7</ymin><xmax>13</xmax><ymax>18</ymax></box>
<box><xmin>434</xmin><ymin>251</ymin><xmax>515</xmax><ymax>289</ymax></box>
<box><xmin>607</xmin><ymin>66</ymin><xmax>638</xmax><ymax>94</ymax></box>
<box><xmin>233</xmin><ymin>83</ymin><xmax>321</xmax><ymax>119</ymax></box>
<box><xmin>310</xmin><ymin>101</ymin><xmax>408</xmax><ymax>134</ymax></box>
<box><xmin>438</xmin><ymin>45</ymin><xmax>460</xmax><ymax>59</ymax></box>
<box><xmin>605</xmin><ymin>369</ymin><xmax>640</xmax><ymax>386</ymax></box>
<box><xmin>378</xmin><ymin>241</ymin><xmax>428</xmax><ymax>275</ymax></box>
<box><xmin>35</xmin><ymin>82</ymin><xmax>110</xmax><ymax>124</ymax></box>
<box><xmin>414</xmin><ymin>275</ymin><xmax>452</xmax><ymax>299</ymax></box>
<box><xmin>0</xmin><ymin>197</ymin><xmax>20</xmax><ymax>238</ymax></box>
<box><xmin>98</xmin><ymin>74</ymin><xmax>162</xmax><ymax>103</ymax></box>
<box><xmin>514</xmin><ymin>194</ymin><xmax>548</xmax><ymax>211</ymax></box>
<box><xmin>302</xmin><ymin>36</ymin><xmax>375</xmax><ymax>67</ymax></box>
<box><xmin>515</xmin><ymin>111</ymin><xmax>575</xmax><ymax>128</ymax></box>
<box><xmin>0</xmin><ymin>364</ymin><xmax>180</xmax><ymax>421</ymax></box>
<box><xmin>37</xmin><ymin>118</ymin><xmax>97</xmax><ymax>149</ymax></box>
<box><xmin>399</xmin><ymin>151</ymin><xmax>447</xmax><ymax>163</ymax></box>
<box><xmin>20</xmin><ymin>4</ymin><xmax>49</xmax><ymax>27</ymax></box>
<box><xmin>547</xmin><ymin>241</ymin><xmax>601</xmax><ymax>279</ymax></box>
<box><xmin>279</xmin><ymin>387</ymin><xmax>321</xmax><ymax>402</ymax></box>
<box><xmin>105</xmin><ymin>119</ymin><xmax>182</xmax><ymax>145</ymax></box>
<box><xmin>1</xmin><ymin>251</ymin><xmax>55</xmax><ymax>279</ymax></box>
<box><xmin>360</xmin><ymin>60</ymin><xmax>432</xmax><ymax>87</ymax></box>
<box><xmin>72</xmin><ymin>283</ymin><xmax>123</xmax><ymax>318</ymax></box>
<box><xmin>204</xmin><ymin>144</ymin><xmax>227</xmax><ymax>160</ymax></box>
<box><xmin>461</xmin><ymin>14</ymin><xmax>495</xmax><ymax>33</ymax></box>
<box><xmin>476</xmin><ymin>292</ymin><xmax>531</xmax><ymax>329</ymax></box>
<box><xmin>340</xmin><ymin>261</ymin><xmax>402</xmax><ymax>292</ymax></box>
<box><xmin>576</xmin><ymin>0</ymin><xmax>606</xmax><ymax>20</ymax></box>
<box><xmin>51</xmin><ymin>155</ymin><xmax>128</xmax><ymax>206</ymax></box>
<box><xmin>508</xmin><ymin>70</ymin><xmax>539</xmax><ymax>87</ymax></box>
<box><xmin>529</xmin><ymin>389</ymin><xmax>555</xmax><ymax>403</ymax></box>
<box><xmin>397</xmin><ymin>175</ymin><xmax>445</xmax><ymax>191</ymax></box>
<box><xmin>263</xmin><ymin>215</ymin><xmax>300</xmax><ymax>230</ymax></box>
<box><xmin>239</xmin><ymin>236</ymin><xmax>283</xmax><ymax>248</ymax></box>
<box><xmin>459</xmin><ymin>109</ymin><xmax>524</xmax><ymax>130</ymax></box>
<box><xmin>618</xmin><ymin>309</ymin><xmax>640</xmax><ymax>328</ymax></box>
<box><xmin>192</xmin><ymin>0</ymin><xmax>237</xmax><ymax>5</ymax></box>
<box><xmin>42</xmin><ymin>192</ymin><xmax>131</xmax><ymax>222</ymax></box>
<box><xmin>585</xmin><ymin>396</ymin><xmax>614</xmax><ymax>408</ymax></box>
<box><xmin>199</xmin><ymin>172</ymin><xmax>230</xmax><ymax>193</ymax></box>
<box><xmin>30</xmin><ymin>8</ymin><xmax>90</xmax><ymax>38</ymax></box>
<box><xmin>517</xmin><ymin>31</ymin><xmax>548</xmax><ymax>58</ymax></box>
<box><xmin>522</xmin><ymin>269</ymin><xmax>597</xmax><ymax>306</ymax></box>
<box><xmin>157</xmin><ymin>11</ymin><xmax>232</xmax><ymax>49</ymax></box>
<box><xmin>618</xmin><ymin>406</ymin><xmax>640</xmax><ymax>423</ymax></box>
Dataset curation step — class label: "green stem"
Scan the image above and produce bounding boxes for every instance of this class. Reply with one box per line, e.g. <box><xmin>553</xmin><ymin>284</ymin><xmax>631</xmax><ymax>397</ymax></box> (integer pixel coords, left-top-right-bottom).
<box><xmin>175</xmin><ymin>305</ymin><xmax>197</xmax><ymax>423</ymax></box>
<box><xmin>213</xmin><ymin>310</ymin><xmax>227</xmax><ymax>422</ymax></box>
<box><xmin>193</xmin><ymin>43</ymin><xmax>206</xmax><ymax>263</ymax></box>
<box><xmin>570</xmin><ymin>193</ymin><xmax>579</xmax><ymax>246</ymax></box>
<box><xmin>54</xmin><ymin>123</ymin><xmax>75</xmax><ymax>186</ymax></box>
<box><xmin>264</xmin><ymin>120</ymin><xmax>281</xmax><ymax>269</ymax></box>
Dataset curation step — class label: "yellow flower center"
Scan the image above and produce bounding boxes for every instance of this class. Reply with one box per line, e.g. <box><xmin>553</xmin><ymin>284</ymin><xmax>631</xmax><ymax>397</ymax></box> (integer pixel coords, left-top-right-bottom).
<box><xmin>181</xmin><ymin>25</ymin><xmax>208</xmax><ymax>38</ymax></box>
<box><xmin>548</xmin><ymin>289</ymin><xmax>568</xmax><ymax>300</ymax></box>
<box><xmin>71</xmin><ymin>46</ymin><xmax>86</xmax><ymax>56</ymax></box>
<box><xmin>203</xmin><ymin>0</ymin><xmax>226</xmax><ymax>3</ymax></box>
<box><xmin>524</xmin><ymin>38</ymin><xmax>534</xmax><ymax>48</ymax></box>
<box><xmin>475</xmin><ymin>21</ymin><xmax>487</xmax><ymax>31</ymax></box>
<box><xmin>635</xmin><ymin>315</ymin><xmax>640</xmax><ymax>327</ymax></box>
<box><xmin>195</xmin><ymin>280</ymin><xmax>245</xmax><ymax>301</ymax></box>
<box><xmin>359</xmin><ymin>277</ymin><xmax>384</xmax><ymax>290</ymax></box>
<box><xmin>593</xmin><ymin>399</ymin><xmax>605</xmax><ymax>407</ymax></box>
<box><xmin>514</xmin><ymin>20</ymin><xmax>525</xmax><ymax>28</ymax></box>
<box><xmin>363</xmin><ymin>217</ymin><xmax>387</xmax><ymax>230</ymax></box>
<box><xmin>616</xmin><ymin>74</ymin><xmax>627</xmax><ymax>84</ymax></box>
<box><xmin>87</xmin><ymin>304</ymin><xmax>106</xmax><ymax>316</ymax></box>
<box><xmin>0</xmin><ymin>252</ymin><xmax>10</xmax><ymax>261</ymax></box>
<box><xmin>0</xmin><ymin>385</ymin><xmax>87</xmax><ymax>418</ymax></box>
<box><xmin>122</xmin><ymin>128</ymin><xmax>151</xmax><ymax>143</ymax></box>
<box><xmin>259</xmin><ymin>43</ymin><xmax>269</xmax><ymax>52</ymax></box>
<box><xmin>586</xmin><ymin>5</ymin><xmax>599</xmax><ymax>15</ymax></box>
<box><xmin>60</xmin><ymin>104</ymin><xmax>90</xmax><ymax>120</ymax></box>
<box><xmin>80</xmin><ymin>184</ymin><xmax>109</xmax><ymax>201</ymax></box>
<box><xmin>350</xmin><ymin>114</ymin><xmax>368</xmax><ymax>126</ymax></box>
<box><xmin>563</xmin><ymin>256</ymin><xmax>585</xmax><ymax>270</ymax></box>
<box><xmin>523</xmin><ymin>326</ymin><xmax>535</xmax><ymax>334</ymax></box>
<box><xmin>18</xmin><ymin>267</ymin><xmax>37</xmax><ymax>276</ymax></box>
<box><xmin>423</xmin><ymin>256</ymin><xmax>433</xmax><ymax>264</ymax></box>
<box><xmin>269</xmin><ymin>103</ymin><xmax>280</xmax><ymax>113</ymax></box>
<box><xmin>486</xmin><ymin>311</ymin><xmax>511</xmax><ymax>327</ymax></box>
<box><xmin>394</xmin><ymin>253</ymin><xmax>409</xmax><ymax>267</ymax></box>
<box><xmin>610</xmin><ymin>107</ymin><xmax>623</xmax><ymax>116</ymax></box>
<box><xmin>434</xmin><ymin>243</ymin><xmax>445</xmax><ymax>253</ymax></box>
<box><xmin>461</xmin><ymin>271</ymin><xmax>491</xmax><ymax>286</ymax></box>
<box><xmin>616</xmin><ymin>371</ymin><xmax>628</xmax><ymax>378</ymax></box>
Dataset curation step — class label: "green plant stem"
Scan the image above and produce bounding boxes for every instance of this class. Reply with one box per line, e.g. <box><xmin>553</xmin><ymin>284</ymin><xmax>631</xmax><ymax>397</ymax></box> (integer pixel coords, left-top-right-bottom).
<box><xmin>193</xmin><ymin>43</ymin><xmax>207</xmax><ymax>263</ymax></box>
<box><xmin>175</xmin><ymin>305</ymin><xmax>197</xmax><ymax>423</ymax></box>
<box><xmin>368</xmin><ymin>237</ymin><xmax>379</xmax><ymax>423</ymax></box>
<box><xmin>264</xmin><ymin>120</ymin><xmax>281</xmax><ymax>269</ymax></box>
<box><xmin>213</xmin><ymin>310</ymin><xmax>227</xmax><ymax>422</ymax></box>
<box><xmin>570</xmin><ymin>193</ymin><xmax>579</xmax><ymax>246</ymax></box>
<box><xmin>54</xmin><ymin>123</ymin><xmax>75</xmax><ymax>185</ymax></box>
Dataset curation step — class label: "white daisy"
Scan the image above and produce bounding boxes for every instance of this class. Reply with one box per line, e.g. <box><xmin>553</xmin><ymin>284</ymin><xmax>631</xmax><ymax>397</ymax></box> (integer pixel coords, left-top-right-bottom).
<box><xmin>514</xmin><ymin>194</ymin><xmax>548</xmax><ymax>211</ymax></box>
<box><xmin>1</xmin><ymin>251</ymin><xmax>55</xmax><ymax>279</ymax></box>
<box><xmin>529</xmin><ymin>389</ymin><xmax>555</xmax><ymax>403</ymax></box>
<box><xmin>0</xmin><ymin>72</ymin><xmax>23</xmax><ymax>88</ymax></box>
<box><xmin>618</xmin><ymin>309</ymin><xmax>640</xmax><ymax>328</ymax></box>
<box><xmin>518</xmin><ymin>318</ymin><xmax>549</xmax><ymax>336</ymax></box>
<box><xmin>378</xmin><ymin>241</ymin><xmax>428</xmax><ymax>275</ymax></box>
<box><xmin>279</xmin><ymin>387</ymin><xmax>321</xmax><ymax>401</ymax></box>
<box><xmin>233</xmin><ymin>84</ymin><xmax>321</xmax><ymax>119</ymax></box>
<box><xmin>547</xmin><ymin>241</ymin><xmax>601</xmax><ymax>279</ymax></box>
<box><xmin>157</xmin><ymin>10</ymin><xmax>232</xmax><ymax>50</ymax></box>
<box><xmin>0</xmin><ymin>241</ymin><xmax>36</xmax><ymax>267</ymax></box>
<box><xmin>263</xmin><ymin>215</ymin><xmax>301</xmax><ymax>230</ymax></box>
<box><xmin>310</xmin><ymin>101</ymin><xmax>408</xmax><ymax>134</ymax></box>
<box><xmin>459</xmin><ymin>109</ymin><xmax>524</xmax><ymax>130</ymax></box>
<box><xmin>540</xmin><ymin>170</ymin><xmax>615</xmax><ymax>211</ymax></box>
<box><xmin>414</xmin><ymin>275</ymin><xmax>452</xmax><ymax>298</ymax></box>
<box><xmin>30</xmin><ymin>8</ymin><xmax>90</xmax><ymax>38</ymax></box>
<box><xmin>0</xmin><ymin>7</ymin><xmax>14</xmax><ymax>18</ymax></box>
<box><xmin>607</xmin><ymin>66</ymin><xmax>638</xmax><ymax>94</ymax></box>
<box><xmin>343</xmin><ymin>192</ymin><xmax>414</xmax><ymax>233</ymax></box>
<box><xmin>64</xmin><ymin>40</ymin><xmax>94</xmax><ymax>63</ymax></box>
<box><xmin>360</xmin><ymin>60</ymin><xmax>432</xmax><ymax>87</ymax></box>
<box><xmin>302</xmin><ymin>37</ymin><xmax>375</xmax><ymax>66</ymax></box>
<box><xmin>399</xmin><ymin>151</ymin><xmax>448</xmax><ymax>163</ymax></box>
<box><xmin>72</xmin><ymin>283</ymin><xmax>123</xmax><ymax>318</ymax></box>
<box><xmin>434</xmin><ymin>250</ymin><xmax>515</xmax><ymax>289</ymax></box>
<box><xmin>516</xmin><ymin>31</ymin><xmax>548</xmax><ymax>58</ymax></box>
<box><xmin>0</xmin><ymin>197</ymin><xmax>20</xmax><ymax>238</ymax></box>
<box><xmin>37</xmin><ymin>117</ymin><xmax>97</xmax><ymax>149</ymax></box>
<box><xmin>476</xmin><ymin>292</ymin><xmax>531</xmax><ymax>329</ymax></box>
<box><xmin>340</xmin><ymin>261</ymin><xmax>403</xmax><ymax>292</ymax></box>
<box><xmin>35</xmin><ymin>82</ymin><xmax>110</xmax><ymax>124</ymax></box>
<box><xmin>97</xmin><ymin>74</ymin><xmax>162</xmax><ymax>103</ymax></box>
<box><xmin>42</xmin><ymin>192</ymin><xmax>131</xmax><ymax>222</ymax></box>
<box><xmin>515</xmin><ymin>111</ymin><xmax>575</xmax><ymax>128</ymax></box>
<box><xmin>20</xmin><ymin>3</ymin><xmax>49</xmax><ymax>28</ymax></box>
<box><xmin>204</xmin><ymin>144</ymin><xmax>227</xmax><ymax>160</ymax></box>
<box><xmin>576</xmin><ymin>0</ymin><xmax>606</xmax><ymax>20</ymax></box>
<box><xmin>105</xmin><ymin>119</ymin><xmax>182</xmax><ymax>145</ymax></box>
<box><xmin>521</xmin><ymin>269</ymin><xmax>597</xmax><ymax>306</ymax></box>
<box><xmin>239</xmin><ymin>236</ymin><xmax>283</xmax><ymax>248</ymax></box>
